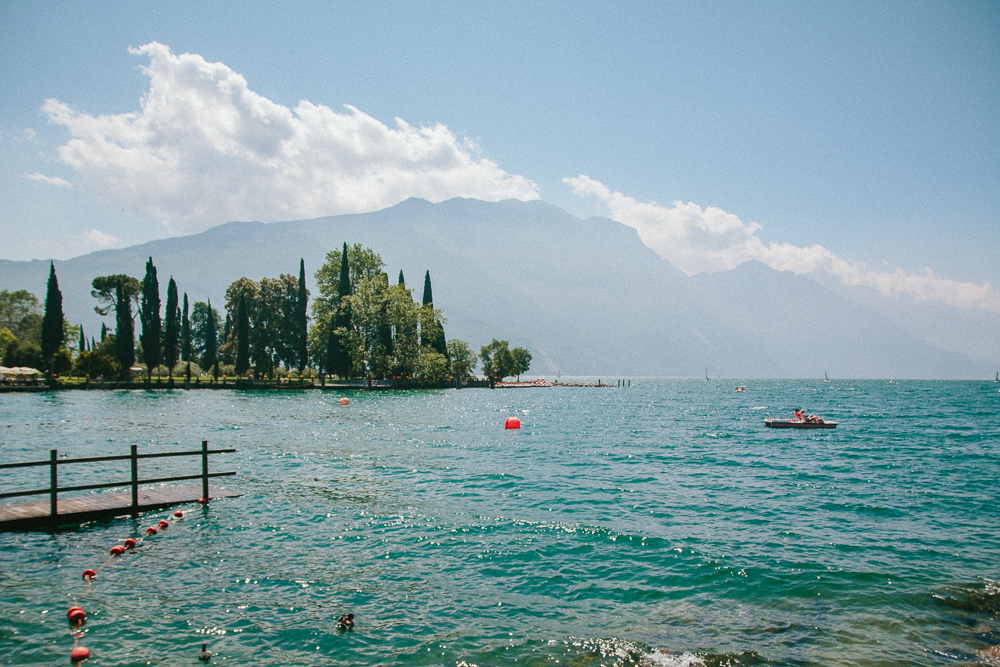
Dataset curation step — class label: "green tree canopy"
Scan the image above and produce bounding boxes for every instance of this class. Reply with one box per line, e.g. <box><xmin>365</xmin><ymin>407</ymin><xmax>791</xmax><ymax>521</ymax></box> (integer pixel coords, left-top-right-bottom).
<box><xmin>480</xmin><ymin>339</ymin><xmax>514</xmax><ymax>383</ymax></box>
<box><xmin>510</xmin><ymin>347</ymin><xmax>532</xmax><ymax>381</ymax></box>
<box><xmin>310</xmin><ymin>243</ymin><xmax>384</xmax><ymax>368</ymax></box>
<box><xmin>0</xmin><ymin>289</ymin><xmax>42</xmax><ymax>344</ymax></box>
<box><xmin>446</xmin><ymin>339</ymin><xmax>476</xmax><ymax>379</ymax></box>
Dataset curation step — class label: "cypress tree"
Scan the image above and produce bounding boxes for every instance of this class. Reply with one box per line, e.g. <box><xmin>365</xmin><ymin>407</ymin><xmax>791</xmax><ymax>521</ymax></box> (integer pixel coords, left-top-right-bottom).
<box><xmin>398</xmin><ymin>270</ymin><xmax>405</xmax><ymax>286</ymax></box>
<box><xmin>101</xmin><ymin>322</ymin><xmax>108</xmax><ymax>341</ymax></box>
<box><xmin>326</xmin><ymin>243</ymin><xmax>354</xmax><ymax>377</ymax></box>
<box><xmin>114</xmin><ymin>280</ymin><xmax>135</xmax><ymax>379</ymax></box>
<box><xmin>296</xmin><ymin>258</ymin><xmax>308</xmax><ymax>372</ymax></box>
<box><xmin>235</xmin><ymin>294</ymin><xmax>250</xmax><ymax>376</ymax></box>
<box><xmin>41</xmin><ymin>262</ymin><xmax>64</xmax><ymax>375</ymax></box>
<box><xmin>79</xmin><ymin>326</ymin><xmax>86</xmax><ymax>356</ymax></box>
<box><xmin>181</xmin><ymin>293</ymin><xmax>191</xmax><ymax>362</ymax></box>
<box><xmin>140</xmin><ymin>257</ymin><xmax>161</xmax><ymax>378</ymax></box>
<box><xmin>421</xmin><ymin>270</ymin><xmax>433</xmax><ymax>307</ymax></box>
<box><xmin>90</xmin><ymin>336</ymin><xmax>96</xmax><ymax>352</ymax></box>
<box><xmin>163</xmin><ymin>277</ymin><xmax>180</xmax><ymax>371</ymax></box>
<box><xmin>204</xmin><ymin>298</ymin><xmax>218</xmax><ymax>378</ymax></box>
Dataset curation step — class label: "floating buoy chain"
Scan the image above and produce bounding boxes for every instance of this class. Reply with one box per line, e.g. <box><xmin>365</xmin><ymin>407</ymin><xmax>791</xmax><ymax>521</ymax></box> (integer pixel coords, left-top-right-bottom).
<box><xmin>67</xmin><ymin>508</ymin><xmax>189</xmax><ymax>662</ymax></box>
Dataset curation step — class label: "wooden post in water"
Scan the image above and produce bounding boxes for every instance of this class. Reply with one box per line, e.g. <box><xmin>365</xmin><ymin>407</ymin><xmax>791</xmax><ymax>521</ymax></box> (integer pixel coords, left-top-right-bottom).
<box><xmin>130</xmin><ymin>444</ymin><xmax>139</xmax><ymax>517</ymax></box>
<box><xmin>201</xmin><ymin>440</ymin><xmax>209</xmax><ymax>501</ymax></box>
<box><xmin>49</xmin><ymin>449</ymin><xmax>58</xmax><ymax>521</ymax></box>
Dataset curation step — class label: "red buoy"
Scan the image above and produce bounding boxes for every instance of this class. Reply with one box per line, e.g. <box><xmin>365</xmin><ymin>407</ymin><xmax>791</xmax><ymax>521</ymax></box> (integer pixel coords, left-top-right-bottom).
<box><xmin>173</xmin><ymin>510</ymin><xmax>183</xmax><ymax>518</ymax></box>
<box><xmin>82</xmin><ymin>569</ymin><xmax>97</xmax><ymax>580</ymax></box>
<box><xmin>67</xmin><ymin>606</ymin><xmax>83</xmax><ymax>619</ymax></box>
<box><xmin>70</xmin><ymin>645</ymin><xmax>90</xmax><ymax>662</ymax></box>
<box><xmin>146</xmin><ymin>526</ymin><xmax>157</xmax><ymax>536</ymax></box>
<box><xmin>110</xmin><ymin>545</ymin><xmax>125</xmax><ymax>556</ymax></box>
<box><xmin>68</xmin><ymin>608</ymin><xmax>86</xmax><ymax>624</ymax></box>
<box><xmin>504</xmin><ymin>416</ymin><xmax>521</xmax><ymax>429</ymax></box>
<box><xmin>123</xmin><ymin>538</ymin><xmax>136</xmax><ymax>549</ymax></box>
<box><xmin>158</xmin><ymin>519</ymin><xmax>169</xmax><ymax>529</ymax></box>
<box><xmin>339</xmin><ymin>397</ymin><xmax>349</xmax><ymax>405</ymax></box>
<box><xmin>198</xmin><ymin>497</ymin><xmax>208</xmax><ymax>504</ymax></box>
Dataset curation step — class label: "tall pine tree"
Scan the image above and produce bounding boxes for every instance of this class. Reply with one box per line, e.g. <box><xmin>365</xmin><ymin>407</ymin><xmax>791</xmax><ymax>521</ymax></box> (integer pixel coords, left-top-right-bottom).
<box><xmin>114</xmin><ymin>280</ymin><xmax>135</xmax><ymax>379</ymax></box>
<box><xmin>420</xmin><ymin>270</ymin><xmax>447</xmax><ymax>357</ymax></box>
<box><xmin>204</xmin><ymin>298</ymin><xmax>218</xmax><ymax>378</ymax></box>
<box><xmin>181</xmin><ymin>293</ymin><xmax>191</xmax><ymax>362</ymax></box>
<box><xmin>41</xmin><ymin>262</ymin><xmax>64</xmax><ymax>377</ymax></box>
<box><xmin>140</xmin><ymin>257</ymin><xmax>161</xmax><ymax>379</ymax></box>
<box><xmin>163</xmin><ymin>277</ymin><xmax>180</xmax><ymax>372</ymax></box>
<box><xmin>326</xmin><ymin>243</ymin><xmax>354</xmax><ymax>378</ymax></box>
<box><xmin>78</xmin><ymin>326</ymin><xmax>86</xmax><ymax>355</ymax></box>
<box><xmin>235</xmin><ymin>293</ymin><xmax>250</xmax><ymax>376</ymax></box>
<box><xmin>296</xmin><ymin>258</ymin><xmax>308</xmax><ymax>372</ymax></box>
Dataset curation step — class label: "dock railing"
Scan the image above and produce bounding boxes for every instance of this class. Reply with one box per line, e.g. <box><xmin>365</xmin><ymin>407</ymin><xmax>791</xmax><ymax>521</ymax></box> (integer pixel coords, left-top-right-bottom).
<box><xmin>0</xmin><ymin>440</ymin><xmax>235</xmax><ymax>522</ymax></box>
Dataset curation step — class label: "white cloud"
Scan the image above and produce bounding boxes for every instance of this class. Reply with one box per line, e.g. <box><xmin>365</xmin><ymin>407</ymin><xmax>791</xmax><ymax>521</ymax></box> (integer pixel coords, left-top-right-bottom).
<box><xmin>23</xmin><ymin>172</ymin><xmax>71</xmax><ymax>188</ymax></box>
<box><xmin>566</xmin><ymin>175</ymin><xmax>1000</xmax><ymax>312</ymax></box>
<box><xmin>73</xmin><ymin>229</ymin><xmax>120</xmax><ymax>250</ymax></box>
<box><xmin>43</xmin><ymin>42</ymin><xmax>539</xmax><ymax>232</ymax></box>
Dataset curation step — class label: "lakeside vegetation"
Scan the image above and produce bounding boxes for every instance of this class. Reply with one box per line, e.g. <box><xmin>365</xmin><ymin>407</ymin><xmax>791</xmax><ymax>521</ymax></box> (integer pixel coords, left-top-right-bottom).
<box><xmin>0</xmin><ymin>245</ymin><xmax>531</xmax><ymax>388</ymax></box>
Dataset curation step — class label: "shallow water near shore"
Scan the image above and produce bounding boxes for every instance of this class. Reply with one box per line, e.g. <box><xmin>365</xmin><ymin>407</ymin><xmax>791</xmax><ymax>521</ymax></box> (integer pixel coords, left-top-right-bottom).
<box><xmin>1</xmin><ymin>379</ymin><xmax>998</xmax><ymax>666</ymax></box>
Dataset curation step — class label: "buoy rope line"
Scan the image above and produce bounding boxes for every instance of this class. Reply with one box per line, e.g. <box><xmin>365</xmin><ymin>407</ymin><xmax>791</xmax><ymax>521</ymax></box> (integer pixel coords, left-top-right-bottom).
<box><xmin>67</xmin><ymin>501</ymin><xmax>211</xmax><ymax>663</ymax></box>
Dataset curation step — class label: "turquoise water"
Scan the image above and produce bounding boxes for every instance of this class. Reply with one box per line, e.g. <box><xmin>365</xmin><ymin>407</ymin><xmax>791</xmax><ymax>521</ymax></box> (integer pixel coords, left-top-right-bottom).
<box><xmin>1</xmin><ymin>380</ymin><xmax>998</xmax><ymax>666</ymax></box>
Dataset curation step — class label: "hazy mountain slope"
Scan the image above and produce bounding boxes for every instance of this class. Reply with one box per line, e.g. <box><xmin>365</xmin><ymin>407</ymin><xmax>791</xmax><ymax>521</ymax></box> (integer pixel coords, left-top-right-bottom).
<box><xmin>0</xmin><ymin>198</ymin><xmax>986</xmax><ymax>378</ymax></box>
<box><xmin>688</xmin><ymin>262</ymin><xmax>982</xmax><ymax>378</ymax></box>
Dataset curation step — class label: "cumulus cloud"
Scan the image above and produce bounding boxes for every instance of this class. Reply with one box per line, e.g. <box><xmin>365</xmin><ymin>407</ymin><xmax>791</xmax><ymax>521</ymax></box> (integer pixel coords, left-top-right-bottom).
<box><xmin>566</xmin><ymin>174</ymin><xmax>1000</xmax><ymax>312</ymax></box>
<box><xmin>43</xmin><ymin>42</ymin><xmax>539</xmax><ymax>232</ymax></box>
<box><xmin>23</xmin><ymin>172</ymin><xmax>71</xmax><ymax>188</ymax></box>
<box><xmin>73</xmin><ymin>229</ymin><xmax>120</xmax><ymax>249</ymax></box>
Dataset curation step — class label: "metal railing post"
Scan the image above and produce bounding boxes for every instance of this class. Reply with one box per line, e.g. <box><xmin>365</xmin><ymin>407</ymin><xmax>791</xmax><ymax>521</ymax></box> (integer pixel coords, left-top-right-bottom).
<box><xmin>130</xmin><ymin>445</ymin><xmax>139</xmax><ymax>517</ymax></box>
<box><xmin>201</xmin><ymin>440</ymin><xmax>209</xmax><ymax>501</ymax></box>
<box><xmin>49</xmin><ymin>449</ymin><xmax>58</xmax><ymax>520</ymax></box>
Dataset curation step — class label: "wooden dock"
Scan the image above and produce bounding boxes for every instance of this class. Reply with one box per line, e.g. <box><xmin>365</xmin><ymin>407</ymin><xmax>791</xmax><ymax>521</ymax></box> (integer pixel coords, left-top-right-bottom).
<box><xmin>0</xmin><ymin>484</ymin><xmax>241</xmax><ymax>531</ymax></box>
<box><xmin>0</xmin><ymin>441</ymin><xmax>239</xmax><ymax>531</ymax></box>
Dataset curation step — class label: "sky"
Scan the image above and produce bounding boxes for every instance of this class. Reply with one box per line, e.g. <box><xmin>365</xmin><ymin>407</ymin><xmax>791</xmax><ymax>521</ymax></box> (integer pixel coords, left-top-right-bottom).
<box><xmin>2</xmin><ymin>1</ymin><xmax>999</xmax><ymax>311</ymax></box>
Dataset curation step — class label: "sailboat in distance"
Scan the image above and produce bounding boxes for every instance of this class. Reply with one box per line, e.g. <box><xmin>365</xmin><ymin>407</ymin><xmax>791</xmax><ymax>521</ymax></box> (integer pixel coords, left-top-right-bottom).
<box><xmin>824</xmin><ymin>370</ymin><xmax>830</xmax><ymax>382</ymax></box>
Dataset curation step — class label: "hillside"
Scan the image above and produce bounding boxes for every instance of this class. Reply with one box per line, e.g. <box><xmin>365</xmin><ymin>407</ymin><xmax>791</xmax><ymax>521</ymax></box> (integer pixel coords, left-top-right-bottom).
<box><xmin>0</xmin><ymin>198</ymin><xmax>987</xmax><ymax>378</ymax></box>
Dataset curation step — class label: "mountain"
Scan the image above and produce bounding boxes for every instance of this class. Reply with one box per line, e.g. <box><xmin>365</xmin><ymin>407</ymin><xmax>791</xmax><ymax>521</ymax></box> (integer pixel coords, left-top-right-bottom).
<box><xmin>0</xmin><ymin>197</ymin><xmax>989</xmax><ymax>378</ymax></box>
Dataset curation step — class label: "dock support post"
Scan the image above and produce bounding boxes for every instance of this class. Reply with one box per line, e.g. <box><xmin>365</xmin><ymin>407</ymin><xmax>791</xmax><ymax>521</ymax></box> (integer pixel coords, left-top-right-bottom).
<box><xmin>49</xmin><ymin>449</ymin><xmax>58</xmax><ymax>522</ymax></box>
<box><xmin>130</xmin><ymin>444</ymin><xmax>139</xmax><ymax>517</ymax></box>
<box><xmin>201</xmin><ymin>440</ymin><xmax>209</xmax><ymax>501</ymax></box>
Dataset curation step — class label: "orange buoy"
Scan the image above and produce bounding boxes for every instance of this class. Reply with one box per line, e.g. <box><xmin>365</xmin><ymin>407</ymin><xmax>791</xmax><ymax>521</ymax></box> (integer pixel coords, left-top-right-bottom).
<box><xmin>70</xmin><ymin>646</ymin><xmax>90</xmax><ymax>662</ymax></box>
<box><xmin>339</xmin><ymin>397</ymin><xmax>349</xmax><ymax>405</ymax></box>
<box><xmin>158</xmin><ymin>519</ymin><xmax>169</xmax><ymax>529</ymax></box>
<box><xmin>146</xmin><ymin>526</ymin><xmax>157</xmax><ymax>536</ymax></box>
<box><xmin>110</xmin><ymin>545</ymin><xmax>125</xmax><ymax>556</ymax></box>
<box><xmin>68</xmin><ymin>608</ymin><xmax>86</xmax><ymax>624</ymax></box>
<box><xmin>173</xmin><ymin>510</ymin><xmax>183</xmax><ymax>517</ymax></box>
<box><xmin>124</xmin><ymin>538</ymin><xmax>136</xmax><ymax>549</ymax></box>
<box><xmin>198</xmin><ymin>497</ymin><xmax>208</xmax><ymax>504</ymax></box>
<box><xmin>82</xmin><ymin>569</ymin><xmax>97</xmax><ymax>580</ymax></box>
<box><xmin>504</xmin><ymin>416</ymin><xmax>521</xmax><ymax>429</ymax></box>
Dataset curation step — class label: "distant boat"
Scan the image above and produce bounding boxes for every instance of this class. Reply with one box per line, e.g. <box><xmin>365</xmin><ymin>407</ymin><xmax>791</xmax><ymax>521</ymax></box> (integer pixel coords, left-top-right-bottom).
<box><xmin>765</xmin><ymin>419</ymin><xmax>837</xmax><ymax>429</ymax></box>
<box><xmin>995</xmin><ymin>371</ymin><xmax>998</xmax><ymax>382</ymax></box>
<box><xmin>824</xmin><ymin>370</ymin><xmax>830</xmax><ymax>382</ymax></box>
<box><xmin>705</xmin><ymin>367</ymin><xmax>710</xmax><ymax>381</ymax></box>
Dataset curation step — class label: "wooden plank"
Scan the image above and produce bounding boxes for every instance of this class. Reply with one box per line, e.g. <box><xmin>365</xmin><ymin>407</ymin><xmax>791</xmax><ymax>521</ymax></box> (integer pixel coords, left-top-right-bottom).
<box><xmin>0</xmin><ymin>484</ymin><xmax>241</xmax><ymax>531</ymax></box>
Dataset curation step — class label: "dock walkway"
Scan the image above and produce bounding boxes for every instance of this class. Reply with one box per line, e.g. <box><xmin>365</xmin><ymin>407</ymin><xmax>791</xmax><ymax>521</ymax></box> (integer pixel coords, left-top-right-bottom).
<box><xmin>0</xmin><ymin>484</ymin><xmax>240</xmax><ymax>530</ymax></box>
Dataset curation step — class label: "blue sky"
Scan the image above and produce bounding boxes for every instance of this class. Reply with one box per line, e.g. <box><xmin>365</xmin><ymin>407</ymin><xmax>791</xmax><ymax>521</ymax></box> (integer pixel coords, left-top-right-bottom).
<box><xmin>2</xmin><ymin>1</ymin><xmax>998</xmax><ymax>307</ymax></box>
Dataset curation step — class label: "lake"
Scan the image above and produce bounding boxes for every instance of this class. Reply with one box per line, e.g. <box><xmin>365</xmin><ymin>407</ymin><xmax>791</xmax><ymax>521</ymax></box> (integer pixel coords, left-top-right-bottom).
<box><xmin>1</xmin><ymin>379</ymin><xmax>998</xmax><ymax>666</ymax></box>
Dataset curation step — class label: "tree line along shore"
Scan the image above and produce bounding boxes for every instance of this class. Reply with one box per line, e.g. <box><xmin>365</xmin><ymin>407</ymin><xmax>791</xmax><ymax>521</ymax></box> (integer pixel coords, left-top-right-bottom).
<box><xmin>0</xmin><ymin>244</ymin><xmax>533</xmax><ymax>389</ymax></box>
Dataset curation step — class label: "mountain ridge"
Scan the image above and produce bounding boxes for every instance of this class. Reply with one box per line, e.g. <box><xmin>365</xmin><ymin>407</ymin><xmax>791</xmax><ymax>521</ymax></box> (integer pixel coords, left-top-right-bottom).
<box><xmin>0</xmin><ymin>197</ymin><xmax>988</xmax><ymax>378</ymax></box>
